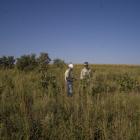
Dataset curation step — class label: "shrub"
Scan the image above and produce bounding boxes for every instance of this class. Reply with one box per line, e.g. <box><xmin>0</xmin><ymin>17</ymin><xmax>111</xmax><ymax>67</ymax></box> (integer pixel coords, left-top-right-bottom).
<box><xmin>53</xmin><ymin>58</ymin><xmax>65</xmax><ymax>68</ymax></box>
<box><xmin>37</xmin><ymin>52</ymin><xmax>51</xmax><ymax>72</ymax></box>
<box><xmin>116</xmin><ymin>73</ymin><xmax>140</xmax><ymax>92</ymax></box>
<box><xmin>16</xmin><ymin>54</ymin><xmax>37</xmax><ymax>71</ymax></box>
<box><xmin>0</xmin><ymin>56</ymin><xmax>15</xmax><ymax>69</ymax></box>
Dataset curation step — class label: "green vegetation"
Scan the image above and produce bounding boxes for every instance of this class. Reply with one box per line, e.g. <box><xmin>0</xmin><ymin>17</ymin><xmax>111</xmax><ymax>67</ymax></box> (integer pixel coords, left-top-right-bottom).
<box><xmin>0</xmin><ymin>54</ymin><xmax>140</xmax><ymax>140</ymax></box>
<box><xmin>53</xmin><ymin>58</ymin><xmax>66</xmax><ymax>68</ymax></box>
<box><xmin>16</xmin><ymin>54</ymin><xmax>37</xmax><ymax>71</ymax></box>
<box><xmin>0</xmin><ymin>56</ymin><xmax>15</xmax><ymax>69</ymax></box>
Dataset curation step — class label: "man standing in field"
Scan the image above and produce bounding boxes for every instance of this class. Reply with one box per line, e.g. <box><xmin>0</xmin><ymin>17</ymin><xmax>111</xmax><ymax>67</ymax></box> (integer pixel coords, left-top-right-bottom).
<box><xmin>80</xmin><ymin>62</ymin><xmax>92</xmax><ymax>80</ymax></box>
<box><xmin>65</xmin><ymin>63</ymin><xmax>74</xmax><ymax>96</ymax></box>
<box><xmin>80</xmin><ymin>62</ymin><xmax>92</xmax><ymax>92</ymax></box>
<box><xmin>79</xmin><ymin>62</ymin><xmax>93</xmax><ymax>107</ymax></box>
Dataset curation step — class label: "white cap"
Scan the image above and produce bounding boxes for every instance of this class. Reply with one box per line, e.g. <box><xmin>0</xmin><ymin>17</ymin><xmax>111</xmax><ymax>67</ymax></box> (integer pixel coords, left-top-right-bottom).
<box><xmin>68</xmin><ymin>64</ymin><xmax>74</xmax><ymax>69</ymax></box>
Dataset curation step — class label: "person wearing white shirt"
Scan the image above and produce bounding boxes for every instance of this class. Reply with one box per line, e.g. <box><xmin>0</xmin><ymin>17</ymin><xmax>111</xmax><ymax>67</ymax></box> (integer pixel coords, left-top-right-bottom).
<box><xmin>80</xmin><ymin>62</ymin><xmax>91</xmax><ymax>80</ymax></box>
<box><xmin>65</xmin><ymin>63</ymin><xmax>74</xmax><ymax>96</ymax></box>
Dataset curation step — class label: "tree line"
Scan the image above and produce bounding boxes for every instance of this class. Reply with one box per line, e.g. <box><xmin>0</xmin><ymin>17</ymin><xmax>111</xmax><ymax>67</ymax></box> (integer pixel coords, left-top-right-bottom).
<box><xmin>0</xmin><ymin>52</ymin><xmax>65</xmax><ymax>70</ymax></box>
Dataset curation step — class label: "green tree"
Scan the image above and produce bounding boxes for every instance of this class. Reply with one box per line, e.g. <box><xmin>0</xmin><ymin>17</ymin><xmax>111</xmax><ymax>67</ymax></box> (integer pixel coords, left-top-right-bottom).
<box><xmin>53</xmin><ymin>58</ymin><xmax>65</xmax><ymax>68</ymax></box>
<box><xmin>37</xmin><ymin>52</ymin><xmax>51</xmax><ymax>71</ymax></box>
<box><xmin>16</xmin><ymin>54</ymin><xmax>37</xmax><ymax>71</ymax></box>
<box><xmin>37</xmin><ymin>52</ymin><xmax>53</xmax><ymax>90</ymax></box>
<box><xmin>0</xmin><ymin>56</ymin><xmax>15</xmax><ymax>69</ymax></box>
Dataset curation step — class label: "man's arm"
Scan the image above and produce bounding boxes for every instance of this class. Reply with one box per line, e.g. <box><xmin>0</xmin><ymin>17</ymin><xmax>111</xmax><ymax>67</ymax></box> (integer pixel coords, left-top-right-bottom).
<box><xmin>90</xmin><ymin>68</ymin><xmax>95</xmax><ymax>79</ymax></box>
<box><xmin>65</xmin><ymin>70</ymin><xmax>68</xmax><ymax>81</ymax></box>
<box><xmin>80</xmin><ymin>69</ymin><xmax>84</xmax><ymax>80</ymax></box>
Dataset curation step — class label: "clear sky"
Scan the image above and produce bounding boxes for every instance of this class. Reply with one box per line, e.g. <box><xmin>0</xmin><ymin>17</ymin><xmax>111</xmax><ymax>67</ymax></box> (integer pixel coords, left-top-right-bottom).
<box><xmin>0</xmin><ymin>0</ymin><xmax>140</xmax><ymax>64</ymax></box>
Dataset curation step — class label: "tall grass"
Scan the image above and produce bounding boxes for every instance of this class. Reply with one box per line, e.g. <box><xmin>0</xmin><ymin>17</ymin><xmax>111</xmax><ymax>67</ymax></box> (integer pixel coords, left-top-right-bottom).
<box><xmin>0</xmin><ymin>65</ymin><xmax>140</xmax><ymax>140</ymax></box>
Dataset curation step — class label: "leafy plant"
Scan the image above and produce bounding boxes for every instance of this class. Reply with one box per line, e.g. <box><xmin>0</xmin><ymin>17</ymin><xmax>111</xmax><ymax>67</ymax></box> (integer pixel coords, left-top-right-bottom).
<box><xmin>116</xmin><ymin>73</ymin><xmax>140</xmax><ymax>92</ymax></box>
<box><xmin>0</xmin><ymin>56</ymin><xmax>15</xmax><ymax>69</ymax></box>
<box><xmin>53</xmin><ymin>58</ymin><xmax>66</xmax><ymax>68</ymax></box>
<box><xmin>16</xmin><ymin>54</ymin><xmax>37</xmax><ymax>71</ymax></box>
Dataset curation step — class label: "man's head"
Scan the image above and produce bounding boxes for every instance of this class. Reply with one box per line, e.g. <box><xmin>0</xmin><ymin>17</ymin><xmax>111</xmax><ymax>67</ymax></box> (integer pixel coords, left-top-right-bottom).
<box><xmin>68</xmin><ymin>63</ymin><xmax>74</xmax><ymax>70</ymax></box>
<box><xmin>84</xmin><ymin>62</ymin><xmax>89</xmax><ymax>68</ymax></box>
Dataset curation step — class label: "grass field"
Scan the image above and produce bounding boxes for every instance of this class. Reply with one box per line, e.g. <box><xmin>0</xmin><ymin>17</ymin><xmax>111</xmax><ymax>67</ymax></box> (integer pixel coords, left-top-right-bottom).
<box><xmin>0</xmin><ymin>65</ymin><xmax>140</xmax><ymax>140</ymax></box>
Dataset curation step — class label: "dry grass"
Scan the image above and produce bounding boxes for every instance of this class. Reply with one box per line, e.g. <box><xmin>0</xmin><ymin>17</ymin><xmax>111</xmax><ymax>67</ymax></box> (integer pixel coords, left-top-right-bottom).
<box><xmin>0</xmin><ymin>65</ymin><xmax>140</xmax><ymax>140</ymax></box>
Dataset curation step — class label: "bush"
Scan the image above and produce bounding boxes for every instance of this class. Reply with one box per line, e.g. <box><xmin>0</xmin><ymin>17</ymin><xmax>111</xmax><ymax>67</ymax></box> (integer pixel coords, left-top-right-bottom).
<box><xmin>116</xmin><ymin>73</ymin><xmax>140</xmax><ymax>92</ymax></box>
<box><xmin>16</xmin><ymin>54</ymin><xmax>37</xmax><ymax>71</ymax></box>
<box><xmin>53</xmin><ymin>58</ymin><xmax>65</xmax><ymax>68</ymax></box>
<box><xmin>37</xmin><ymin>52</ymin><xmax>51</xmax><ymax>72</ymax></box>
<box><xmin>0</xmin><ymin>56</ymin><xmax>15</xmax><ymax>69</ymax></box>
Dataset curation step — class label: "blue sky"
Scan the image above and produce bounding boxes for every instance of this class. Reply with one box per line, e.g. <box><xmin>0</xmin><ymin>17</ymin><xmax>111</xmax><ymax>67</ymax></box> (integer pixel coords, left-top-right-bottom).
<box><xmin>0</xmin><ymin>0</ymin><xmax>140</xmax><ymax>64</ymax></box>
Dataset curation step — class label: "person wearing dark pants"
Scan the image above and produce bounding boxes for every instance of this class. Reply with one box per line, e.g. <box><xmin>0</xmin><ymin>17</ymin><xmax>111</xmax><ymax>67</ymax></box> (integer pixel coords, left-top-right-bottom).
<box><xmin>65</xmin><ymin>63</ymin><xmax>74</xmax><ymax>97</ymax></box>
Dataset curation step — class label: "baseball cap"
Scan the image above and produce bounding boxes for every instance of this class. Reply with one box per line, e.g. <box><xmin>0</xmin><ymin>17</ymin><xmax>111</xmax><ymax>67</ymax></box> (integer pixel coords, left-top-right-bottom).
<box><xmin>84</xmin><ymin>62</ymin><xmax>88</xmax><ymax>65</ymax></box>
